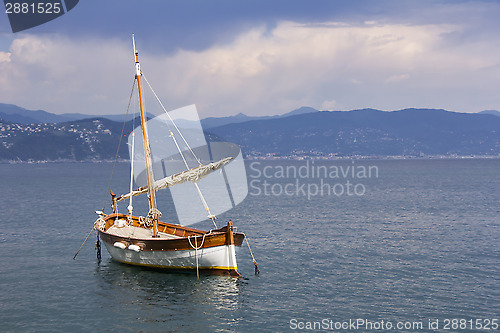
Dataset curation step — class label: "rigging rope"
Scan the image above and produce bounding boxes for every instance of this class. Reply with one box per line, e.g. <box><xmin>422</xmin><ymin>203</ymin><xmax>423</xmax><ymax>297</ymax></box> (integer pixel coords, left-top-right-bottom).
<box><xmin>101</xmin><ymin>78</ymin><xmax>137</xmax><ymax>213</ymax></box>
<box><xmin>169</xmin><ymin>130</ymin><xmax>218</xmax><ymax>228</ymax></box>
<box><xmin>142</xmin><ymin>73</ymin><xmax>217</xmax><ymax>228</ymax></box>
<box><xmin>142</xmin><ymin>74</ymin><xmax>202</xmax><ymax>165</ymax></box>
<box><xmin>128</xmin><ymin>95</ymin><xmax>137</xmax><ymax>219</ymax></box>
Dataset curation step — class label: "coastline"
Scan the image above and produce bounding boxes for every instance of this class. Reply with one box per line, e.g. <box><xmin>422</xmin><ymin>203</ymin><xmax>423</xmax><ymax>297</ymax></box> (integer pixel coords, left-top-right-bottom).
<box><xmin>1</xmin><ymin>155</ymin><xmax>499</xmax><ymax>164</ymax></box>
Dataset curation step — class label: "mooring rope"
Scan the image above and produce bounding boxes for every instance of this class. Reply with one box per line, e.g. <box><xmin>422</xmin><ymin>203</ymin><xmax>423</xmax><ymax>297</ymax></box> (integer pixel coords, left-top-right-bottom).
<box><xmin>188</xmin><ymin>234</ymin><xmax>207</xmax><ymax>279</ymax></box>
<box><xmin>73</xmin><ymin>226</ymin><xmax>96</xmax><ymax>260</ymax></box>
<box><xmin>243</xmin><ymin>233</ymin><xmax>260</xmax><ymax>275</ymax></box>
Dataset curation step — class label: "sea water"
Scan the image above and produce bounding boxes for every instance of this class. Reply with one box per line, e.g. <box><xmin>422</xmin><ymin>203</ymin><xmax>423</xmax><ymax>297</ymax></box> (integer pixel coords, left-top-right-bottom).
<box><xmin>0</xmin><ymin>159</ymin><xmax>498</xmax><ymax>332</ymax></box>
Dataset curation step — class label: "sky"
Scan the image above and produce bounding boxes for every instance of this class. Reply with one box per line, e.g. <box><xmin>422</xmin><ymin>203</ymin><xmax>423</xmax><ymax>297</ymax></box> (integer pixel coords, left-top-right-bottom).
<box><xmin>1</xmin><ymin>0</ymin><xmax>500</xmax><ymax>118</ymax></box>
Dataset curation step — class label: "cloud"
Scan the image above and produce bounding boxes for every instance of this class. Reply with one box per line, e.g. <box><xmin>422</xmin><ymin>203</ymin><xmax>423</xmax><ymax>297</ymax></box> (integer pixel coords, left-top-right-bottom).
<box><xmin>0</xmin><ymin>51</ymin><xmax>11</xmax><ymax>63</ymax></box>
<box><xmin>385</xmin><ymin>74</ymin><xmax>410</xmax><ymax>83</ymax></box>
<box><xmin>320</xmin><ymin>100</ymin><xmax>338</xmax><ymax>111</ymax></box>
<box><xmin>0</xmin><ymin>35</ymin><xmax>132</xmax><ymax>114</ymax></box>
<box><xmin>2</xmin><ymin>15</ymin><xmax>500</xmax><ymax>117</ymax></box>
<box><xmin>154</xmin><ymin>20</ymin><xmax>500</xmax><ymax>115</ymax></box>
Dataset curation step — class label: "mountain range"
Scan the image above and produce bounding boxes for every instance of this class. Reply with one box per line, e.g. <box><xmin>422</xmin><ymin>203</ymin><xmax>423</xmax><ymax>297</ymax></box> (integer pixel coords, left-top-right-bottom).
<box><xmin>206</xmin><ymin>108</ymin><xmax>500</xmax><ymax>157</ymax></box>
<box><xmin>0</xmin><ymin>103</ymin><xmax>135</xmax><ymax>124</ymax></box>
<box><xmin>479</xmin><ymin>110</ymin><xmax>500</xmax><ymax>117</ymax></box>
<box><xmin>0</xmin><ymin>103</ymin><xmax>318</xmax><ymax>128</ymax></box>
<box><xmin>1</xmin><ymin>103</ymin><xmax>499</xmax><ymax>162</ymax></box>
<box><xmin>200</xmin><ymin>106</ymin><xmax>318</xmax><ymax>128</ymax></box>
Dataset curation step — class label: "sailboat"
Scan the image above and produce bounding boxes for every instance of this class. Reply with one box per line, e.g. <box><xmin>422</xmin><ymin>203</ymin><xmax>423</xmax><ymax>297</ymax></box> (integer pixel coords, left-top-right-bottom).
<box><xmin>93</xmin><ymin>36</ymin><xmax>249</xmax><ymax>277</ymax></box>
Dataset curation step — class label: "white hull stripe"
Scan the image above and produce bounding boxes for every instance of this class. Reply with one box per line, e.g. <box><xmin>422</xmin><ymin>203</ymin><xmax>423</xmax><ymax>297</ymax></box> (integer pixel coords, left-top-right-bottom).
<box><xmin>103</xmin><ymin>242</ymin><xmax>238</xmax><ymax>270</ymax></box>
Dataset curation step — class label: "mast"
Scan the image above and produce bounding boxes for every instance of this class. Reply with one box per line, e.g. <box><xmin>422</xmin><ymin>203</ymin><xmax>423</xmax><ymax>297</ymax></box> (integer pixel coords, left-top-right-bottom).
<box><xmin>132</xmin><ymin>35</ymin><xmax>159</xmax><ymax>237</ymax></box>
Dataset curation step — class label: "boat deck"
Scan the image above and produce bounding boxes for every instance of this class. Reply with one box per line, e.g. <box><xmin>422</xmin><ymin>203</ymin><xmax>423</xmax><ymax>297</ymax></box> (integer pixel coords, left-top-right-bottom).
<box><xmin>106</xmin><ymin>225</ymin><xmax>181</xmax><ymax>239</ymax></box>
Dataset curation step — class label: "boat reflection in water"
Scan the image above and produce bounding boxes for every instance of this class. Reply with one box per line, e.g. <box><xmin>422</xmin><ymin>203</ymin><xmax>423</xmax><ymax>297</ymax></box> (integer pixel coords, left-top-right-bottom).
<box><xmin>94</xmin><ymin>259</ymin><xmax>243</xmax><ymax>331</ymax></box>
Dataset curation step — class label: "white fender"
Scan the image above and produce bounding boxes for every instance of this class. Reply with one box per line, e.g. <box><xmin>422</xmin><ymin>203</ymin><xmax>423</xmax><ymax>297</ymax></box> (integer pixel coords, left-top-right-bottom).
<box><xmin>128</xmin><ymin>244</ymin><xmax>141</xmax><ymax>252</ymax></box>
<box><xmin>113</xmin><ymin>242</ymin><xmax>126</xmax><ymax>249</ymax></box>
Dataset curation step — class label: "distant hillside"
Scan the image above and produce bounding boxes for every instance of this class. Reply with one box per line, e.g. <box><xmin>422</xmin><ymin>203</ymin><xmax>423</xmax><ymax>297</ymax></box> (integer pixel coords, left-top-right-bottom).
<box><xmin>1</xmin><ymin>107</ymin><xmax>499</xmax><ymax>162</ymax></box>
<box><xmin>479</xmin><ymin>110</ymin><xmax>500</xmax><ymax>117</ymax></box>
<box><xmin>0</xmin><ymin>116</ymin><xmax>220</xmax><ymax>162</ymax></box>
<box><xmin>206</xmin><ymin>108</ymin><xmax>500</xmax><ymax>157</ymax></box>
<box><xmin>201</xmin><ymin>106</ymin><xmax>318</xmax><ymax>128</ymax></box>
<box><xmin>0</xmin><ymin>102</ymin><xmax>318</xmax><ymax>127</ymax></box>
<box><xmin>0</xmin><ymin>118</ymin><xmax>132</xmax><ymax>162</ymax></box>
<box><xmin>0</xmin><ymin>103</ymin><xmax>71</xmax><ymax>124</ymax></box>
<box><xmin>0</xmin><ymin>103</ymin><xmax>143</xmax><ymax>124</ymax></box>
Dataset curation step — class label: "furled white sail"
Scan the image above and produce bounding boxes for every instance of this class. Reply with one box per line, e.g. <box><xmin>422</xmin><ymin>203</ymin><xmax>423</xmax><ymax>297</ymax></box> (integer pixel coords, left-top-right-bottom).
<box><xmin>117</xmin><ymin>156</ymin><xmax>234</xmax><ymax>202</ymax></box>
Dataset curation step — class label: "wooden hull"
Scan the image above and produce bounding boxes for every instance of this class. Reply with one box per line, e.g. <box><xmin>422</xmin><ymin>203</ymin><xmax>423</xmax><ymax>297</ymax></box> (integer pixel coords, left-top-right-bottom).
<box><xmin>96</xmin><ymin>213</ymin><xmax>244</xmax><ymax>276</ymax></box>
<box><xmin>102</xmin><ymin>242</ymin><xmax>239</xmax><ymax>274</ymax></box>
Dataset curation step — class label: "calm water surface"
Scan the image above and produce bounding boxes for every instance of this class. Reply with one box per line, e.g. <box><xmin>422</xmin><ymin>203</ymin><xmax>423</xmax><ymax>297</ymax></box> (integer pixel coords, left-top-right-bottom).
<box><xmin>0</xmin><ymin>159</ymin><xmax>498</xmax><ymax>332</ymax></box>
